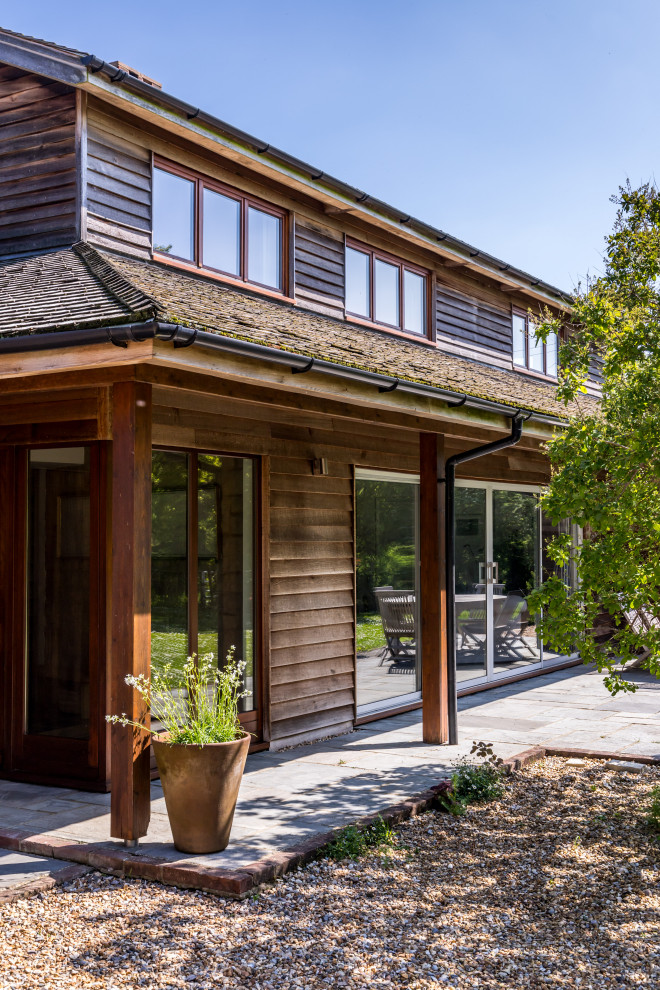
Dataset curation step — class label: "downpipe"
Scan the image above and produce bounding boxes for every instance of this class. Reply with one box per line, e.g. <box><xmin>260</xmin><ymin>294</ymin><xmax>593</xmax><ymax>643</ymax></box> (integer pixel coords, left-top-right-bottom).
<box><xmin>444</xmin><ymin>414</ymin><xmax>526</xmax><ymax>744</ymax></box>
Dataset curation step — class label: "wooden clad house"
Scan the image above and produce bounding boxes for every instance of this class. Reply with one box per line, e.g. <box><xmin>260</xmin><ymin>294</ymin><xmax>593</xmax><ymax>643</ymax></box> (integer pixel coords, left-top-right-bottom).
<box><xmin>0</xmin><ymin>28</ymin><xmax>595</xmax><ymax>841</ymax></box>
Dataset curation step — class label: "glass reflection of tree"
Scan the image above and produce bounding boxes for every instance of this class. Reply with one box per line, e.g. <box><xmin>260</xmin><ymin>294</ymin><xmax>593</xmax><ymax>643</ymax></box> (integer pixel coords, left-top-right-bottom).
<box><xmin>151</xmin><ymin>451</ymin><xmax>188</xmax><ymax>675</ymax></box>
<box><xmin>455</xmin><ymin>488</ymin><xmax>485</xmax><ymax>594</ymax></box>
<box><xmin>492</xmin><ymin>491</ymin><xmax>539</xmax><ymax>595</ymax></box>
<box><xmin>355</xmin><ymin>481</ymin><xmax>415</xmax><ymax>616</ymax></box>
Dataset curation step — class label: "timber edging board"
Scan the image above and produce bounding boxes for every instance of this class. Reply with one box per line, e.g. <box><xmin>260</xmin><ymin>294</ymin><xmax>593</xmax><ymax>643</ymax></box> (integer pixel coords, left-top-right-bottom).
<box><xmin>0</xmin><ymin>745</ymin><xmax>656</xmax><ymax>898</ymax></box>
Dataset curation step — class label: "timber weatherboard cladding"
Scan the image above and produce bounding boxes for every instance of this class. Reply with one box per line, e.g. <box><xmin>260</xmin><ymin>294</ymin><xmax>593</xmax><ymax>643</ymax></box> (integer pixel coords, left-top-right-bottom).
<box><xmin>0</xmin><ymin>66</ymin><xmax>78</xmax><ymax>255</ymax></box>
<box><xmin>85</xmin><ymin>106</ymin><xmax>152</xmax><ymax>259</ymax></box>
<box><xmin>435</xmin><ymin>283</ymin><xmax>512</xmax><ymax>355</ymax></box>
<box><xmin>294</xmin><ymin>219</ymin><xmax>345</xmax><ymax>317</ymax></box>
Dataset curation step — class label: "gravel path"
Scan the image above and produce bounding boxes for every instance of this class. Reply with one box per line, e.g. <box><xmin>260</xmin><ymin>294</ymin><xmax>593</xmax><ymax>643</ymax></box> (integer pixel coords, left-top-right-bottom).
<box><xmin>1</xmin><ymin>757</ymin><xmax>658</xmax><ymax>989</ymax></box>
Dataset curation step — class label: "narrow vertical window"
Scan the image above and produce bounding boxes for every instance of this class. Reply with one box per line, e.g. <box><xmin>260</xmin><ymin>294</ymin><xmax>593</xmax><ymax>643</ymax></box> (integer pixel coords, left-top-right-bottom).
<box><xmin>198</xmin><ymin>455</ymin><xmax>255</xmax><ymax>712</ymax></box>
<box><xmin>403</xmin><ymin>270</ymin><xmax>426</xmax><ymax>335</ymax></box>
<box><xmin>528</xmin><ymin>319</ymin><xmax>545</xmax><ymax>373</ymax></box>
<box><xmin>546</xmin><ymin>331</ymin><xmax>558</xmax><ymax>378</ymax></box>
<box><xmin>247</xmin><ymin>207</ymin><xmax>282</xmax><ymax>290</ymax></box>
<box><xmin>374</xmin><ymin>258</ymin><xmax>400</xmax><ymax>327</ymax></box>
<box><xmin>151</xmin><ymin>451</ymin><xmax>257</xmax><ymax>719</ymax></box>
<box><xmin>203</xmin><ymin>188</ymin><xmax>241</xmax><ymax>276</ymax></box>
<box><xmin>153</xmin><ymin>167</ymin><xmax>195</xmax><ymax>261</ymax></box>
<box><xmin>345</xmin><ymin>246</ymin><xmax>370</xmax><ymax>317</ymax></box>
<box><xmin>151</xmin><ymin>451</ymin><xmax>189</xmax><ymax>676</ymax></box>
<box><xmin>512</xmin><ymin>314</ymin><xmax>526</xmax><ymax>367</ymax></box>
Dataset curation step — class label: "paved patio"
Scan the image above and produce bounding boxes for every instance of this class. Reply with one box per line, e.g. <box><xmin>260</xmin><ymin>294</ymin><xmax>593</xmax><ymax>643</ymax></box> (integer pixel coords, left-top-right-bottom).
<box><xmin>0</xmin><ymin>664</ymin><xmax>658</xmax><ymax>895</ymax></box>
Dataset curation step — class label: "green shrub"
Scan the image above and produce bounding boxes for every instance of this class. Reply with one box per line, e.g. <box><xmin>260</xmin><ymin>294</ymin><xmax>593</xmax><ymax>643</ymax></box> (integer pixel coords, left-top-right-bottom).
<box><xmin>452</xmin><ymin>760</ymin><xmax>505</xmax><ymax>805</ymax></box>
<box><xmin>437</xmin><ymin>741</ymin><xmax>505</xmax><ymax>815</ymax></box>
<box><xmin>324</xmin><ymin>816</ymin><xmax>396</xmax><ymax>861</ymax></box>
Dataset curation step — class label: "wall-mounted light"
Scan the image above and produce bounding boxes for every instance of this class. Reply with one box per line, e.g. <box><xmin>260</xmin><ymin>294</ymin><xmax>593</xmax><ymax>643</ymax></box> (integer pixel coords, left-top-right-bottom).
<box><xmin>311</xmin><ymin>457</ymin><xmax>329</xmax><ymax>476</ymax></box>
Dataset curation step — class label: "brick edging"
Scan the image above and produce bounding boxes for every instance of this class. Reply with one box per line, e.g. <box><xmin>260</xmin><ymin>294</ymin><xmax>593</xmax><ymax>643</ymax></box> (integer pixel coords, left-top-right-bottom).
<box><xmin>0</xmin><ymin>745</ymin><xmax>656</xmax><ymax>898</ymax></box>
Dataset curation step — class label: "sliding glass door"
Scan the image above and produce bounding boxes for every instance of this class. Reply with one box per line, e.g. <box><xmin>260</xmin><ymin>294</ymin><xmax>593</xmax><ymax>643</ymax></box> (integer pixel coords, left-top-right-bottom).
<box><xmin>355</xmin><ymin>472</ymin><xmax>573</xmax><ymax>713</ymax></box>
<box><xmin>455</xmin><ymin>481</ymin><xmax>572</xmax><ymax>686</ymax></box>
<box><xmin>355</xmin><ymin>469</ymin><xmax>420</xmax><ymax>716</ymax></box>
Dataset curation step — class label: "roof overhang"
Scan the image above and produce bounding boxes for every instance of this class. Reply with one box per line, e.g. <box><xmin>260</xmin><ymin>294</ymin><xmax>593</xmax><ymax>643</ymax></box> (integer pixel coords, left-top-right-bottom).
<box><xmin>0</xmin><ymin>318</ymin><xmax>567</xmax><ymax>439</ymax></box>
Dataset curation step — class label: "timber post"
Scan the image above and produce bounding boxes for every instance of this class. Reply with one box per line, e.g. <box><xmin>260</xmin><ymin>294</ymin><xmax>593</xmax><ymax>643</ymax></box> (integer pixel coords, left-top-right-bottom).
<box><xmin>419</xmin><ymin>432</ymin><xmax>449</xmax><ymax>744</ymax></box>
<box><xmin>109</xmin><ymin>380</ymin><xmax>152</xmax><ymax>841</ymax></box>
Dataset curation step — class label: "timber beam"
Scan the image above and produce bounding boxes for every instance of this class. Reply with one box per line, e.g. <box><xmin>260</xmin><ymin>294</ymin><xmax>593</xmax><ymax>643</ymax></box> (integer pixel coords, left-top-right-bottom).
<box><xmin>109</xmin><ymin>381</ymin><xmax>152</xmax><ymax>841</ymax></box>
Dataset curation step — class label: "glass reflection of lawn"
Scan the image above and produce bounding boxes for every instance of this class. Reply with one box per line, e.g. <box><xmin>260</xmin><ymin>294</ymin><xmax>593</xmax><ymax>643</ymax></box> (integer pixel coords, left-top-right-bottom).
<box><xmin>356</xmin><ymin>613</ymin><xmax>386</xmax><ymax>653</ymax></box>
<box><xmin>151</xmin><ymin>631</ymin><xmax>254</xmax><ymax>683</ymax></box>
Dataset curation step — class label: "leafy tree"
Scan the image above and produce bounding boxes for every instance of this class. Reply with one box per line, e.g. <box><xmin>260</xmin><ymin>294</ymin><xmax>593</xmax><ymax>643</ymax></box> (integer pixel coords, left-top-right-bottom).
<box><xmin>529</xmin><ymin>183</ymin><xmax>660</xmax><ymax>692</ymax></box>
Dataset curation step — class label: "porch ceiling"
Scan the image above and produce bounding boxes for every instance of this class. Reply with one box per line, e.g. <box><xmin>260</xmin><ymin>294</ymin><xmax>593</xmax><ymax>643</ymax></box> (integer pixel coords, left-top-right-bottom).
<box><xmin>0</xmin><ymin>242</ymin><xmax>595</xmax><ymax>420</ymax></box>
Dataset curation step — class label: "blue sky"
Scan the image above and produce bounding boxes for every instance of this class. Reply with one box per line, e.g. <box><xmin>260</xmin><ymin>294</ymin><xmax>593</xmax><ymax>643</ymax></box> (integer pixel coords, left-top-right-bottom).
<box><xmin>5</xmin><ymin>1</ymin><xmax>660</xmax><ymax>291</ymax></box>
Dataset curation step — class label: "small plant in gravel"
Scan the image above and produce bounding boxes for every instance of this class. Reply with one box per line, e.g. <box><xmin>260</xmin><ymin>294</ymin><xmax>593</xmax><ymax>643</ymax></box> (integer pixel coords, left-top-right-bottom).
<box><xmin>324</xmin><ymin>815</ymin><xmax>396</xmax><ymax>861</ymax></box>
<box><xmin>437</xmin><ymin>741</ymin><xmax>506</xmax><ymax>815</ymax></box>
<box><xmin>644</xmin><ymin>785</ymin><xmax>660</xmax><ymax>836</ymax></box>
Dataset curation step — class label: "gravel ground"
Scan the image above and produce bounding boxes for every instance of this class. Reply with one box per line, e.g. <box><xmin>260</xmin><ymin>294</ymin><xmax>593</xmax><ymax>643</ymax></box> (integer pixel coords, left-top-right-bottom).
<box><xmin>1</xmin><ymin>757</ymin><xmax>659</xmax><ymax>990</ymax></box>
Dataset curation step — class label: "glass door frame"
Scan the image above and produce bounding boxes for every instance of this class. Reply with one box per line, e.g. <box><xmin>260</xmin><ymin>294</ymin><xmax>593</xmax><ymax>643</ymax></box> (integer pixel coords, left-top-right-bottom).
<box><xmin>455</xmin><ymin>479</ymin><xmax>567</xmax><ymax>690</ymax></box>
<box><xmin>151</xmin><ymin>445</ymin><xmax>265</xmax><ymax>743</ymax></box>
<box><xmin>355</xmin><ymin>467</ymin><xmax>422</xmax><ymax>718</ymax></box>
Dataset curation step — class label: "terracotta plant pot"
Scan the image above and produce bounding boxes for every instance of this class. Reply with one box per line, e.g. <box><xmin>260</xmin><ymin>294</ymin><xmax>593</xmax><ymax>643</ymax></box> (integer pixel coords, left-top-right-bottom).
<box><xmin>152</xmin><ymin>731</ymin><xmax>250</xmax><ymax>854</ymax></box>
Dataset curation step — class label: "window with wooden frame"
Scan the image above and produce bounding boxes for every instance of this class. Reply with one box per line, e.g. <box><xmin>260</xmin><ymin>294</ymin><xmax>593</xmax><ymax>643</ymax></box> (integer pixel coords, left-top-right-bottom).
<box><xmin>345</xmin><ymin>239</ymin><xmax>429</xmax><ymax>337</ymax></box>
<box><xmin>151</xmin><ymin>449</ymin><xmax>258</xmax><ymax>720</ymax></box>
<box><xmin>512</xmin><ymin>310</ymin><xmax>558</xmax><ymax>378</ymax></box>
<box><xmin>152</xmin><ymin>157</ymin><xmax>286</xmax><ymax>293</ymax></box>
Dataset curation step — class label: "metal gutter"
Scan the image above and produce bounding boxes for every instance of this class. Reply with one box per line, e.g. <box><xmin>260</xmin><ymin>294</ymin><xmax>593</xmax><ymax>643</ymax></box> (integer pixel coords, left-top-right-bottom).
<box><xmin>79</xmin><ymin>54</ymin><xmax>571</xmax><ymax>308</ymax></box>
<box><xmin>0</xmin><ymin>320</ymin><xmax>568</xmax><ymax>429</ymax></box>
<box><xmin>443</xmin><ymin>415</ymin><xmax>526</xmax><ymax>744</ymax></box>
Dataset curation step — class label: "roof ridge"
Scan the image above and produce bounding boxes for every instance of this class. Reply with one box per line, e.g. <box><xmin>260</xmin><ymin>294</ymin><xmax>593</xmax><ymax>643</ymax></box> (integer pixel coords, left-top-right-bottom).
<box><xmin>73</xmin><ymin>242</ymin><xmax>160</xmax><ymax>319</ymax></box>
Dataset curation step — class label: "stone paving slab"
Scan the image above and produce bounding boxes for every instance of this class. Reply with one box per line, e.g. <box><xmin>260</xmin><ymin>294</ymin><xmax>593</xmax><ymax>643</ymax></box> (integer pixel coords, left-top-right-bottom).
<box><xmin>0</xmin><ymin>850</ymin><xmax>89</xmax><ymax>903</ymax></box>
<box><xmin>0</xmin><ymin>664</ymin><xmax>658</xmax><ymax>896</ymax></box>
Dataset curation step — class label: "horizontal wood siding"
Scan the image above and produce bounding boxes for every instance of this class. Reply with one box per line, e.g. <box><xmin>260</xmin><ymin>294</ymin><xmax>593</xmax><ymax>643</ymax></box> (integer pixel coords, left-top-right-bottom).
<box><xmin>588</xmin><ymin>349</ymin><xmax>604</xmax><ymax>385</ymax></box>
<box><xmin>0</xmin><ymin>66</ymin><xmax>77</xmax><ymax>255</ymax></box>
<box><xmin>269</xmin><ymin>458</ymin><xmax>354</xmax><ymax>743</ymax></box>
<box><xmin>436</xmin><ymin>284</ymin><xmax>512</xmax><ymax>355</ymax></box>
<box><xmin>294</xmin><ymin>219</ymin><xmax>345</xmax><ymax>317</ymax></box>
<box><xmin>86</xmin><ymin>107</ymin><xmax>152</xmax><ymax>259</ymax></box>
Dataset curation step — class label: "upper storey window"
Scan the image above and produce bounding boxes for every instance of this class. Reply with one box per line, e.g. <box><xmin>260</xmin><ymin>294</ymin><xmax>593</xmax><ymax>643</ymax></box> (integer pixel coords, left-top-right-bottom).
<box><xmin>345</xmin><ymin>240</ymin><xmax>428</xmax><ymax>336</ymax></box>
<box><xmin>512</xmin><ymin>311</ymin><xmax>558</xmax><ymax>378</ymax></box>
<box><xmin>152</xmin><ymin>159</ymin><xmax>285</xmax><ymax>292</ymax></box>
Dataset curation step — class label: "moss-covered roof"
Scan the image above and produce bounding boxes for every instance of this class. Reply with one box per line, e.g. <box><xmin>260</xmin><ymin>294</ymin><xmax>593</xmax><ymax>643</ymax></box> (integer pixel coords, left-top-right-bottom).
<box><xmin>0</xmin><ymin>243</ymin><xmax>587</xmax><ymax>418</ymax></box>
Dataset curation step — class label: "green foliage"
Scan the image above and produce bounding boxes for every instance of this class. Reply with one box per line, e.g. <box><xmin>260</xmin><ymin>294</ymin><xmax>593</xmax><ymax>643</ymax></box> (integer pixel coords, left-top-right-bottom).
<box><xmin>437</xmin><ymin>741</ymin><xmax>505</xmax><ymax>815</ymax></box>
<box><xmin>355</xmin><ymin>479</ymin><xmax>416</xmax><ymax>616</ymax></box>
<box><xmin>324</xmin><ymin>816</ymin><xmax>396</xmax><ymax>861</ymax></box>
<box><xmin>529</xmin><ymin>182</ymin><xmax>660</xmax><ymax>692</ymax></box>
<box><xmin>645</xmin><ymin>786</ymin><xmax>660</xmax><ymax>835</ymax></box>
<box><xmin>106</xmin><ymin>649</ymin><xmax>246</xmax><ymax>745</ymax></box>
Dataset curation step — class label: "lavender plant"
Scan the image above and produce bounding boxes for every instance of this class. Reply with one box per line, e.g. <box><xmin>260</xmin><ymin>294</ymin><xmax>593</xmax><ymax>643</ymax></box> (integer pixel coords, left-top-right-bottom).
<box><xmin>106</xmin><ymin>649</ymin><xmax>247</xmax><ymax>745</ymax></box>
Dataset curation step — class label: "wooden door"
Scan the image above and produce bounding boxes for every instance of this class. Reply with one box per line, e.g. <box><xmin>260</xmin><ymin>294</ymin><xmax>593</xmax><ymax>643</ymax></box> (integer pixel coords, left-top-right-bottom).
<box><xmin>6</xmin><ymin>445</ymin><xmax>103</xmax><ymax>786</ymax></box>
